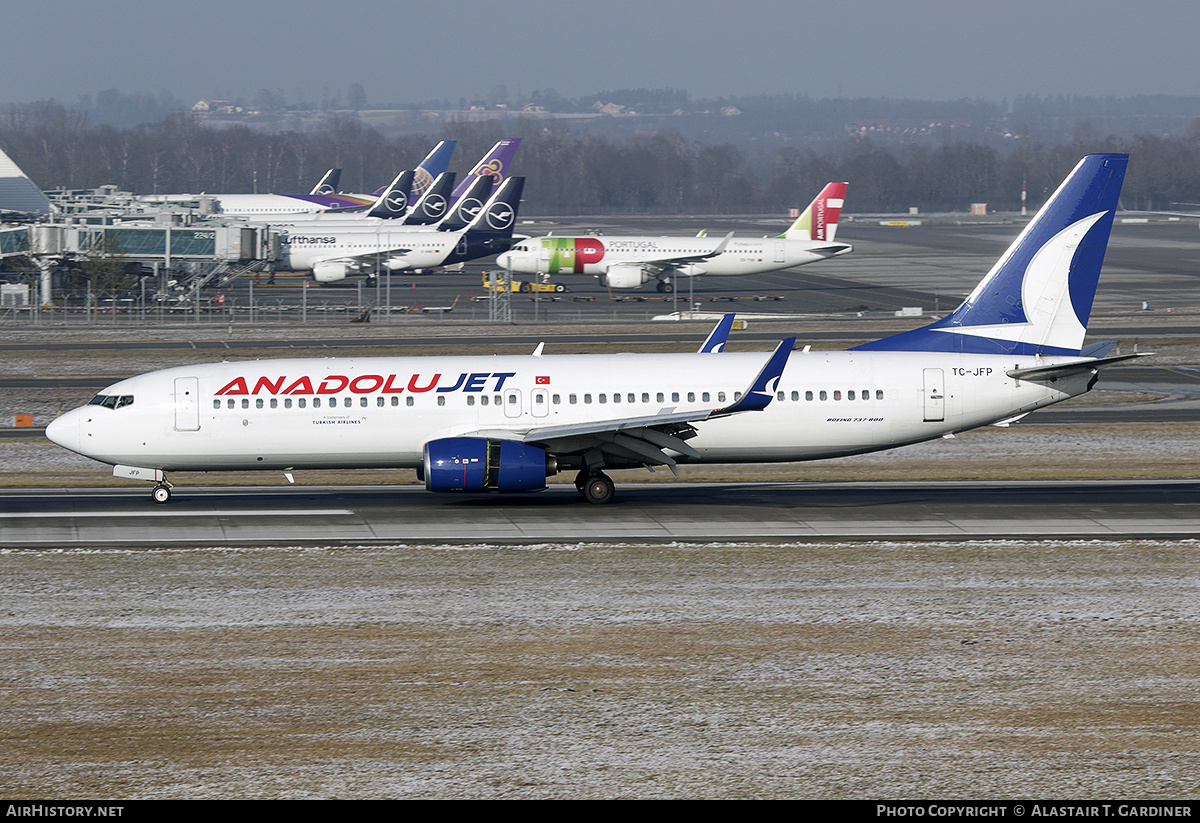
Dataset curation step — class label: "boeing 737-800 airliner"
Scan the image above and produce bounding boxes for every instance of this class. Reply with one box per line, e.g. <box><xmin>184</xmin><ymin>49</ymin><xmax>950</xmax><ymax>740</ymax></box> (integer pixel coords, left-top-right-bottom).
<box><xmin>48</xmin><ymin>155</ymin><xmax>1138</xmax><ymax>504</ymax></box>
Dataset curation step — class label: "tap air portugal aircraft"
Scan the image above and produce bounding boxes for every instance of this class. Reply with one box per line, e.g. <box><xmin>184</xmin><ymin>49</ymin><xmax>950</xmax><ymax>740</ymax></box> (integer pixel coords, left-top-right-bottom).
<box><xmin>278</xmin><ymin>174</ymin><xmax>524</xmax><ymax>282</ymax></box>
<box><xmin>495</xmin><ymin>182</ymin><xmax>851</xmax><ymax>292</ymax></box>
<box><xmin>48</xmin><ymin>155</ymin><xmax>1140</xmax><ymax>505</ymax></box>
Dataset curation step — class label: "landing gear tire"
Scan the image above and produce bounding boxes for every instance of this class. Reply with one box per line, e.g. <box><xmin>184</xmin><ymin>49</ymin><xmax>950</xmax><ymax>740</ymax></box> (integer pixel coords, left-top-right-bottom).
<box><xmin>152</xmin><ymin>484</ymin><xmax>172</xmax><ymax>504</ymax></box>
<box><xmin>582</xmin><ymin>472</ymin><xmax>615</xmax><ymax>505</ymax></box>
<box><xmin>574</xmin><ymin>469</ymin><xmax>589</xmax><ymax>495</ymax></box>
<box><xmin>656</xmin><ymin>280</ymin><xmax>674</xmax><ymax>294</ymax></box>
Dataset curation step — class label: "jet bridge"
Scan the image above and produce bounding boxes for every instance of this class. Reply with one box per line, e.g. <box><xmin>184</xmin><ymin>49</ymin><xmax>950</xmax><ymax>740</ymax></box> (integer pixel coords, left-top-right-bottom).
<box><xmin>0</xmin><ymin>219</ymin><xmax>277</xmax><ymax>303</ymax></box>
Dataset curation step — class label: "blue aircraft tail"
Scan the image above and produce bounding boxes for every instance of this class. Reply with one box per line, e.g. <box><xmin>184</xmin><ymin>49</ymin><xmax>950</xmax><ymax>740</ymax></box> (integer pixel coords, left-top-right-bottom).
<box><xmin>854</xmin><ymin>153</ymin><xmax>1128</xmax><ymax>356</ymax></box>
<box><xmin>369</xmin><ymin>140</ymin><xmax>455</xmax><ymax>198</ymax></box>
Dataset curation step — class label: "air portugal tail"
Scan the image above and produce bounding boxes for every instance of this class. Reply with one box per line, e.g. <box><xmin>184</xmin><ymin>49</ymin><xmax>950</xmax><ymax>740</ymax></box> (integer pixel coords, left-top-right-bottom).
<box><xmin>784</xmin><ymin>181</ymin><xmax>848</xmax><ymax>241</ymax></box>
<box><xmin>854</xmin><ymin>153</ymin><xmax>1128</xmax><ymax>356</ymax></box>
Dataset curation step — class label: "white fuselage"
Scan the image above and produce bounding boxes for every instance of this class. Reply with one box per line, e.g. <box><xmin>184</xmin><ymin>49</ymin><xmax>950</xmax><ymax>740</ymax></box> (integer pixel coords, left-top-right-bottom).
<box><xmin>496</xmin><ymin>235</ymin><xmax>852</xmax><ymax>281</ymax></box>
<box><xmin>48</xmin><ymin>350</ymin><xmax>1089</xmax><ymax>474</ymax></box>
<box><xmin>279</xmin><ymin>227</ymin><xmax>459</xmax><ymax>273</ymax></box>
<box><xmin>138</xmin><ymin>192</ymin><xmax>374</xmax><ymax>217</ymax></box>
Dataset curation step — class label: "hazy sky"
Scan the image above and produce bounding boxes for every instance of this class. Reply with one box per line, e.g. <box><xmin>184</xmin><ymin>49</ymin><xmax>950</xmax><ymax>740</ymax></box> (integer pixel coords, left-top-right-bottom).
<box><xmin>6</xmin><ymin>0</ymin><xmax>1200</xmax><ymax>106</ymax></box>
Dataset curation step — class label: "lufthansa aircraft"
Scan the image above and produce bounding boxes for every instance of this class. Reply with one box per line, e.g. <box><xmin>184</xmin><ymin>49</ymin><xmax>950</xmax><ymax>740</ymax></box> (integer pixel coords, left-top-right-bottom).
<box><xmin>137</xmin><ymin>141</ymin><xmax>457</xmax><ymax>217</ymax></box>
<box><xmin>495</xmin><ymin>182</ymin><xmax>851</xmax><ymax>292</ymax></box>
<box><xmin>47</xmin><ymin>155</ymin><xmax>1139</xmax><ymax>504</ymax></box>
<box><xmin>277</xmin><ymin>174</ymin><xmax>524</xmax><ymax>282</ymax></box>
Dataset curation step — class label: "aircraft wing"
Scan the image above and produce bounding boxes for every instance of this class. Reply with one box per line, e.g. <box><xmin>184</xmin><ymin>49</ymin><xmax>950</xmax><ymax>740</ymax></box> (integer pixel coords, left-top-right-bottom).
<box><xmin>609</xmin><ymin>232</ymin><xmax>734</xmax><ymax>275</ymax></box>
<box><xmin>310</xmin><ymin>247</ymin><xmax>416</xmax><ymax>268</ymax></box>
<box><xmin>466</xmin><ymin>337</ymin><xmax>794</xmax><ymax>472</ymax></box>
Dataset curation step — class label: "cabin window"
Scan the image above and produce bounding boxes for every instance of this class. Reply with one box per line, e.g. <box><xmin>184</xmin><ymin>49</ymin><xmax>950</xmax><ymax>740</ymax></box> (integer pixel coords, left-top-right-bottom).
<box><xmin>862</xmin><ymin>390</ymin><xmax>870</xmax><ymax>402</ymax></box>
<box><xmin>569</xmin><ymin>394</ymin><xmax>577</xmax><ymax>404</ymax></box>
<box><xmin>806</xmin><ymin>391</ymin><xmax>813</xmax><ymax>401</ymax></box>
<box><xmin>271</xmin><ymin>398</ymin><xmax>278</xmax><ymax>409</ymax></box>
<box><xmin>552</xmin><ymin>394</ymin><xmax>561</xmax><ymax>404</ymax></box>
<box><xmin>642</xmin><ymin>393</ymin><xmax>650</xmax><ymax>403</ymax></box>
<box><xmin>438</xmin><ymin>396</ymin><xmax>445</xmax><ymax>406</ymax></box>
<box><xmin>298</xmin><ymin>398</ymin><xmax>307</xmax><ymax>408</ymax></box>
<box><xmin>342</xmin><ymin>397</ymin><xmax>350</xmax><ymax>408</ymax></box>
<box><xmin>876</xmin><ymin>390</ymin><xmax>884</xmax><ymax>400</ymax></box>
<box><xmin>718</xmin><ymin>392</ymin><xmax>726</xmax><ymax>403</ymax></box>
<box><xmin>241</xmin><ymin>399</ymin><xmax>250</xmax><ymax>409</ymax></box>
<box><xmin>535</xmin><ymin>394</ymin><xmax>545</xmax><ymax>406</ymax></box>
<box><xmin>819</xmin><ymin>391</ymin><xmax>827</xmax><ymax>401</ymax></box>
<box><xmin>687</xmin><ymin>392</ymin><xmax>695</xmax><ymax>402</ymax></box>
<box><xmin>599</xmin><ymin>394</ymin><xmax>607</xmax><ymax>404</ymax></box>
<box><xmin>702</xmin><ymin>392</ymin><xmax>710</xmax><ymax>403</ymax></box>
<box><xmin>467</xmin><ymin>396</ymin><xmax>475</xmax><ymax>406</ymax></box>
<box><xmin>657</xmin><ymin>392</ymin><xmax>664</xmax><ymax>403</ymax></box>
<box><xmin>777</xmin><ymin>391</ymin><xmax>785</xmax><ymax>401</ymax></box>
<box><xmin>494</xmin><ymin>395</ymin><xmax>501</xmax><ymax>406</ymax></box>
<box><xmin>377</xmin><ymin>397</ymin><xmax>385</xmax><ymax>407</ymax></box>
<box><xmin>360</xmin><ymin>397</ymin><xmax>367</xmax><ymax>407</ymax></box>
<box><xmin>628</xmin><ymin>393</ymin><xmax>635</xmax><ymax>404</ymax></box>
<box><xmin>833</xmin><ymin>391</ymin><xmax>841</xmax><ymax>401</ymax></box>
<box><xmin>848</xmin><ymin>390</ymin><xmax>856</xmax><ymax>401</ymax></box>
<box><xmin>406</xmin><ymin>397</ymin><xmax>414</xmax><ymax>407</ymax></box>
<box><xmin>227</xmin><ymin>399</ymin><xmax>235</xmax><ymax>409</ymax></box>
<box><xmin>612</xmin><ymin>393</ymin><xmax>620</xmax><ymax>404</ymax></box>
<box><xmin>256</xmin><ymin>398</ymin><xmax>264</xmax><ymax>409</ymax></box>
<box><xmin>735</xmin><ymin>392</ymin><xmax>742</xmax><ymax>400</ymax></box>
<box><xmin>507</xmin><ymin>394</ymin><xmax>516</xmax><ymax>405</ymax></box>
<box><xmin>584</xmin><ymin>394</ymin><xmax>592</xmax><ymax>404</ymax></box>
<box><xmin>285</xmin><ymin>398</ymin><xmax>293</xmax><ymax>409</ymax></box>
<box><xmin>672</xmin><ymin>392</ymin><xmax>680</xmax><ymax>402</ymax></box>
<box><xmin>391</xmin><ymin>396</ymin><xmax>399</xmax><ymax>406</ymax></box>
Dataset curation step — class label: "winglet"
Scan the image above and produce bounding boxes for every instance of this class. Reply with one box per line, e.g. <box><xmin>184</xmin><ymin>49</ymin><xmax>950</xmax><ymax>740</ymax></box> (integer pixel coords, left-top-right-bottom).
<box><xmin>698</xmin><ymin>314</ymin><xmax>736</xmax><ymax>353</ymax></box>
<box><xmin>710</xmin><ymin>337</ymin><xmax>795</xmax><ymax>417</ymax></box>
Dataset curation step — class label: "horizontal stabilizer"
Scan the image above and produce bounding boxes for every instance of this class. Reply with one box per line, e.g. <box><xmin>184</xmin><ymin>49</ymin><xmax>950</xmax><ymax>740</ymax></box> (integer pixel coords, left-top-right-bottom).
<box><xmin>1006</xmin><ymin>351</ymin><xmax>1151</xmax><ymax>380</ymax></box>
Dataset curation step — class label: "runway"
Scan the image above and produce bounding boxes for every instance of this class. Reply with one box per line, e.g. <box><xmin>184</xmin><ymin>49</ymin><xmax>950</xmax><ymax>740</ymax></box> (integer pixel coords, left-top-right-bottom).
<box><xmin>4</xmin><ymin>480</ymin><xmax>1200</xmax><ymax>546</ymax></box>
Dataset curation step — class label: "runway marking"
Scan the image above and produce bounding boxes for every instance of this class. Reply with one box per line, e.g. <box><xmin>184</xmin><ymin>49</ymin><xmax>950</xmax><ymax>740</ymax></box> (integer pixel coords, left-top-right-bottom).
<box><xmin>1</xmin><ymin>509</ymin><xmax>355</xmax><ymax>519</ymax></box>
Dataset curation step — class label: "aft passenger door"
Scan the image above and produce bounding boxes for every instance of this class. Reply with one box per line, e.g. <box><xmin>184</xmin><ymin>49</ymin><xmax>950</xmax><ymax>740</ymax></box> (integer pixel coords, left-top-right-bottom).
<box><xmin>174</xmin><ymin>376</ymin><xmax>200</xmax><ymax>431</ymax></box>
<box><xmin>923</xmin><ymin>368</ymin><xmax>944</xmax><ymax>422</ymax></box>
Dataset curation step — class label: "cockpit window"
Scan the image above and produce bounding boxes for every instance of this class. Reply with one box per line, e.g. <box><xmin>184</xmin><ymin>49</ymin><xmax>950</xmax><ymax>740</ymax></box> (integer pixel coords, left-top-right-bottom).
<box><xmin>88</xmin><ymin>394</ymin><xmax>134</xmax><ymax>409</ymax></box>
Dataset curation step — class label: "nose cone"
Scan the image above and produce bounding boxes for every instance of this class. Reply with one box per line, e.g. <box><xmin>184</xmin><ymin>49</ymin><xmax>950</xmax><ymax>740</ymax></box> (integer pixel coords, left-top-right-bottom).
<box><xmin>495</xmin><ymin>251</ymin><xmax>512</xmax><ymax>268</ymax></box>
<box><xmin>45</xmin><ymin>408</ymin><xmax>83</xmax><ymax>454</ymax></box>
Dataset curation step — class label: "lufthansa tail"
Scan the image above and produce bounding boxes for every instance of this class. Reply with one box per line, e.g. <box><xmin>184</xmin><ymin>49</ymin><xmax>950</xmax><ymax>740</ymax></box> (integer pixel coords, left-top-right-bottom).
<box><xmin>853</xmin><ymin>153</ymin><xmax>1128</xmax><ymax>357</ymax></box>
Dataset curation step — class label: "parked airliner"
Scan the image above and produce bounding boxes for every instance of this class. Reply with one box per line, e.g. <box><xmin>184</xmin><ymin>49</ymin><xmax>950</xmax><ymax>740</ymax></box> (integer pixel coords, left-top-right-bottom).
<box><xmin>495</xmin><ymin>182</ymin><xmax>850</xmax><ymax>292</ymax></box>
<box><xmin>47</xmin><ymin>155</ymin><xmax>1139</xmax><ymax>505</ymax></box>
<box><xmin>137</xmin><ymin>141</ymin><xmax>456</xmax><ymax>217</ymax></box>
<box><xmin>278</xmin><ymin>175</ymin><xmax>524</xmax><ymax>282</ymax></box>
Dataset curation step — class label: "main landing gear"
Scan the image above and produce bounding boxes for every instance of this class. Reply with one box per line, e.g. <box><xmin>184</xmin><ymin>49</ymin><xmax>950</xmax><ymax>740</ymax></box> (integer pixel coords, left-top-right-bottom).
<box><xmin>574</xmin><ymin>469</ymin><xmax>615</xmax><ymax>504</ymax></box>
<box><xmin>152</xmin><ymin>482</ymin><xmax>172</xmax><ymax>504</ymax></box>
<box><xmin>655</xmin><ymin>279</ymin><xmax>674</xmax><ymax>293</ymax></box>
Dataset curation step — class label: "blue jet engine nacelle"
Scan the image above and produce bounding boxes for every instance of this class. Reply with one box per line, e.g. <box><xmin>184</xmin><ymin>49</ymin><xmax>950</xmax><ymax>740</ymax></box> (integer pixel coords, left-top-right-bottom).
<box><xmin>423</xmin><ymin>437</ymin><xmax>554</xmax><ymax>493</ymax></box>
